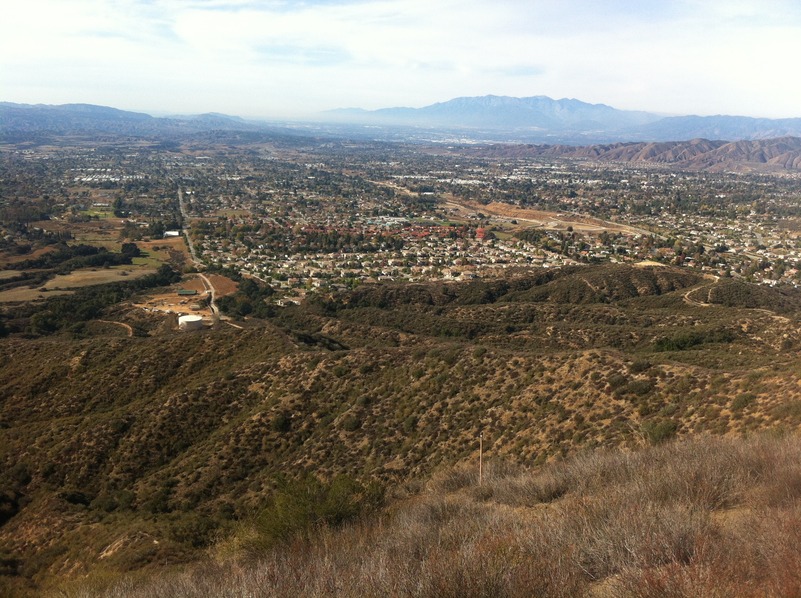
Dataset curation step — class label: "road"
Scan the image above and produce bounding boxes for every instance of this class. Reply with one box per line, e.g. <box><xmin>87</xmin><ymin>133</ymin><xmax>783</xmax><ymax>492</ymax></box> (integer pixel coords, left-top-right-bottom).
<box><xmin>178</xmin><ymin>187</ymin><xmax>201</xmax><ymax>265</ymax></box>
<box><xmin>197</xmin><ymin>272</ymin><xmax>219</xmax><ymax>321</ymax></box>
<box><xmin>178</xmin><ymin>187</ymin><xmax>222</xmax><ymax>323</ymax></box>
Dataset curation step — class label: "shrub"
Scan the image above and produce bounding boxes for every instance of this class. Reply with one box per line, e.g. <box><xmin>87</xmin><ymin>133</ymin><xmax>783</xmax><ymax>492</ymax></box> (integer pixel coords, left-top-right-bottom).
<box><xmin>642</xmin><ymin>419</ymin><xmax>678</xmax><ymax>444</ymax></box>
<box><xmin>342</xmin><ymin>415</ymin><xmax>361</xmax><ymax>432</ymax></box>
<box><xmin>630</xmin><ymin>359</ymin><xmax>651</xmax><ymax>374</ymax></box>
<box><xmin>732</xmin><ymin>392</ymin><xmax>757</xmax><ymax>411</ymax></box>
<box><xmin>625</xmin><ymin>379</ymin><xmax>655</xmax><ymax>397</ymax></box>
<box><xmin>168</xmin><ymin>513</ymin><xmax>219</xmax><ymax>549</ymax></box>
<box><xmin>270</xmin><ymin>411</ymin><xmax>292</xmax><ymax>433</ymax></box>
<box><xmin>607</xmin><ymin>372</ymin><xmax>628</xmax><ymax>390</ymax></box>
<box><xmin>247</xmin><ymin>475</ymin><xmax>383</xmax><ymax>551</ymax></box>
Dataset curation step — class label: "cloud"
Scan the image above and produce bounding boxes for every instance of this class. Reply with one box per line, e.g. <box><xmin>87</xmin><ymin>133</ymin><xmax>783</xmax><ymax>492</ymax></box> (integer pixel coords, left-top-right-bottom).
<box><xmin>2</xmin><ymin>0</ymin><xmax>801</xmax><ymax>118</ymax></box>
<box><xmin>488</xmin><ymin>65</ymin><xmax>546</xmax><ymax>79</ymax></box>
<box><xmin>254</xmin><ymin>44</ymin><xmax>352</xmax><ymax>67</ymax></box>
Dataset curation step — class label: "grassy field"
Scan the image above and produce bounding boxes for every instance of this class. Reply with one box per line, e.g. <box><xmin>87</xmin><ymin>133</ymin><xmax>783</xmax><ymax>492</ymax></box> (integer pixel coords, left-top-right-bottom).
<box><xmin>0</xmin><ymin>223</ymin><xmax>189</xmax><ymax>303</ymax></box>
<box><xmin>0</xmin><ymin>270</ymin><xmax>24</xmax><ymax>280</ymax></box>
<box><xmin>0</xmin><ymin>287</ymin><xmax>70</xmax><ymax>302</ymax></box>
<box><xmin>0</xmin><ymin>246</ymin><xmax>56</xmax><ymax>268</ymax></box>
<box><xmin>80</xmin><ymin>209</ymin><xmax>114</xmax><ymax>219</ymax></box>
<box><xmin>206</xmin><ymin>274</ymin><xmax>238</xmax><ymax>296</ymax></box>
<box><xmin>0</xmin><ymin>267</ymin><xmax>157</xmax><ymax>302</ymax></box>
<box><xmin>44</xmin><ymin>267</ymin><xmax>156</xmax><ymax>288</ymax></box>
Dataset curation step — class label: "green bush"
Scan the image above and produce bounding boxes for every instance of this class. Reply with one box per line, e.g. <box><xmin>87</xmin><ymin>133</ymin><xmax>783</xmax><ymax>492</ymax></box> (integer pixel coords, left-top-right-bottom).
<box><xmin>624</xmin><ymin>379</ymin><xmax>655</xmax><ymax>397</ymax></box>
<box><xmin>250</xmin><ymin>475</ymin><xmax>383</xmax><ymax>549</ymax></box>
<box><xmin>653</xmin><ymin>328</ymin><xmax>735</xmax><ymax>352</ymax></box>
<box><xmin>732</xmin><ymin>392</ymin><xmax>756</xmax><ymax>411</ymax></box>
<box><xmin>342</xmin><ymin>415</ymin><xmax>361</xmax><ymax>431</ymax></box>
<box><xmin>168</xmin><ymin>513</ymin><xmax>219</xmax><ymax>548</ymax></box>
<box><xmin>271</xmin><ymin>411</ymin><xmax>292</xmax><ymax>433</ymax></box>
<box><xmin>629</xmin><ymin>359</ymin><xmax>651</xmax><ymax>373</ymax></box>
<box><xmin>642</xmin><ymin>419</ymin><xmax>679</xmax><ymax>444</ymax></box>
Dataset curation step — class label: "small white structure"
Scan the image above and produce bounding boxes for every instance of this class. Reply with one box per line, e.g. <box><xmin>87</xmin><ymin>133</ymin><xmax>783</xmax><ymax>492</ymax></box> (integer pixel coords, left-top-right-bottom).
<box><xmin>178</xmin><ymin>314</ymin><xmax>204</xmax><ymax>331</ymax></box>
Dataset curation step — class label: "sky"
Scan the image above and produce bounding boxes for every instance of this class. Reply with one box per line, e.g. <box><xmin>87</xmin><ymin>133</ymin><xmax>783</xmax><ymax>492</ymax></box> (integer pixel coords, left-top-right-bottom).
<box><xmin>3</xmin><ymin>0</ymin><xmax>801</xmax><ymax>120</ymax></box>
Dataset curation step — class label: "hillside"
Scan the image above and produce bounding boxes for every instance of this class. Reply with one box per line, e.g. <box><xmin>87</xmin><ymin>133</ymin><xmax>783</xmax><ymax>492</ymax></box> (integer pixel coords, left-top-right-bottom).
<box><xmin>68</xmin><ymin>435</ymin><xmax>801</xmax><ymax>597</ymax></box>
<box><xmin>470</xmin><ymin>136</ymin><xmax>801</xmax><ymax>172</ymax></box>
<box><xmin>3</xmin><ymin>264</ymin><xmax>801</xmax><ymax>593</ymax></box>
<box><xmin>0</xmin><ymin>102</ymin><xmax>262</xmax><ymax>141</ymax></box>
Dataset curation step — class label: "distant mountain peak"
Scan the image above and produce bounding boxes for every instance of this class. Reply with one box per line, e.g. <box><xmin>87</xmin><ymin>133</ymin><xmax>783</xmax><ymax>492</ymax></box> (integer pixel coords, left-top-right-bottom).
<box><xmin>324</xmin><ymin>94</ymin><xmax>662</xmax><ymax>136</ymax></box>
<box><xmin>321</xmin><ymin>95</ymin><xmax>801</xmax><ymax>144</ymax></box>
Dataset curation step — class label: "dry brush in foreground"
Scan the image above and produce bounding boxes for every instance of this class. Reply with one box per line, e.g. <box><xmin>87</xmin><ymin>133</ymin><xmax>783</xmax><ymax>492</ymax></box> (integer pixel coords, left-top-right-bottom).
<box><xmin>61</xmin><ymin>433</ymin><xmax>801</xmax><ymax>598</ymax></box>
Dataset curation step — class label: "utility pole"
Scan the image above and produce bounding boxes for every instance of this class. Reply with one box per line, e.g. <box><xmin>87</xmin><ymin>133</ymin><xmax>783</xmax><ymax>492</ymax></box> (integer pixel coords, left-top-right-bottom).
<box><xmin>479</xmin><ymin>432</ymin><xmax>483</xmax><ymax>486</ymax></box>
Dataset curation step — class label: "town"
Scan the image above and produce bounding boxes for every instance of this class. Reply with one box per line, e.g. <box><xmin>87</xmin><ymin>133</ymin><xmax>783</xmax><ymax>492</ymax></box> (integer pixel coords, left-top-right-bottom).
<box><xmin>3</xmin><ymin>137</ymin><xmax>801</xmax><ymax>309</ymax></box>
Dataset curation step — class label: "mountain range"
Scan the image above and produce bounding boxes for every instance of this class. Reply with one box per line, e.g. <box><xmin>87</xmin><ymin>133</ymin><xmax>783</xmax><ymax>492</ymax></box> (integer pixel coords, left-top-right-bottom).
<box><xmin>327</xmin><ymin>95</ymin><xmax>801</xmax><ymax>143</ymax></box>
<box><xmin>330</xmin><ymin>95</ymin><xmax>660</xmax><ymax>130</ymax></box>
<box><xmin>4</xmin><ymin>97</ymin><xmax>801</xmax><ymax>145</ymax></box>
<box><xmin>0</xmin><ymin>102</ymin><xmax>263</xmax><ymax>140</ymax></box>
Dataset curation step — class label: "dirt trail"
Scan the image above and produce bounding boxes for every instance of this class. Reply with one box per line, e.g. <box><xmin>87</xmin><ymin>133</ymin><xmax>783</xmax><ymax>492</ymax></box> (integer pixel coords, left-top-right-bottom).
<box><xmin>95</xmin><ymin>320</ymin><xmax>134</xmax><ymax>337</ymax></box>
<box><xmin>682</xmin><ymin>275</ymin><xmax>720</xmax><ymax>308</ymax></box>
<box><xmin>681</xmin><ymin>276</ymin><xmax>791</xmax><ymax>323</ymax></box>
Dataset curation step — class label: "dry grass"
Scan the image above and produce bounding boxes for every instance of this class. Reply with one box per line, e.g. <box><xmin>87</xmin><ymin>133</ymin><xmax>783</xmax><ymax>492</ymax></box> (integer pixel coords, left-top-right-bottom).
<box><xmin>59</xmin><ymin>433</ymin><xmax>801</xmax><ymax>598</ymax></box>
<box><xmin>205</xmin><ymin>274</ymin><xmax>238</xmax><ymax>296</ymax></box>
<box><xmin>0</xmin><ymin>246</ymin><xmax>56</xmax><ymax>267</ymax></box>
<box><xmin>42</xmin><ymin>267</ymin><xmax>156</xmax><ymax>288</ymax></box>
<box><xmin>0</xmin><ymin>268</ymin><xmax>156</xmax><ymax>302</ymax></box>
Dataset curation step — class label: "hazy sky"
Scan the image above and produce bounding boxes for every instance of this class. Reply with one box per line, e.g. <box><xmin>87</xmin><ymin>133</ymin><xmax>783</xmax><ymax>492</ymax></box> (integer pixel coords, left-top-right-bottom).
<box><xmin>3</xmin><ymin>0</ymin><xmax>801</xmax><ymax>119</ymax></box>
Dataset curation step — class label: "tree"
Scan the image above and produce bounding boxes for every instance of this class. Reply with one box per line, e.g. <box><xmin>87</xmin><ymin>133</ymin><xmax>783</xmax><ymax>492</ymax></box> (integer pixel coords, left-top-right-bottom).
<box><xmin>120</xmin><ymin>242</ymin><xmax>141</xmax><ymax>258</ymax></box>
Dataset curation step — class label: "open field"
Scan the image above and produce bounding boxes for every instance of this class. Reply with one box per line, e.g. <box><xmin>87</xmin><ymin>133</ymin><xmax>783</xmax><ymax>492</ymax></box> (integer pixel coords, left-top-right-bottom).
<box><xmin>139</xmin><ymin>237</ymin><xmax>190</xmax><ymax>258</ymax></box>
<box><xmin>0</xmin><ymin>270</ymin><xmax>25</xmax><ymax>280</ymax></box>
<box><xmin>132</xmin><ymin>274</ymin><xmax>216</xmax><ymax>316</ymax></box>
<box><xmin>136</xmin><ymin>237</ymin><xmax>191</xmax><ymax>269</ymax></box>
<box><xmin>80</xmin><ymin>208</ymin><xmax>114</xmax><ymax>219</ymax></box>
<box><xmin>0</xmin><ymin>267</ymin><xmax>157</xmax><ymax>303</ymax></box>
<box><xmin>42</xmin><ymin>267</ymin><xmax>156</xmax><ymax>289</ymax></box>
<box><xmin>443</xmin><ymin>197</ymin><xmax>646</xmax><ymax>235</ymax></box>
<box><xmin>206</xmin><ymin>273</ymin><xmax>238</xmax><ymax>296</ymax></box>
<box><xmin>180</xmin><ymin>277</ymin><xmax>208</xmax><ymax>293</ymax></box>
<box><xmin>0</xmin><ymin>230</ymin><xmax>189</xmax><ymax>303</ymax></box>
<box><xmin>0</xmin><ymin>266</ymin><xmax>154</xmax><ymax>303</ymax></box>
<box><xmin>129</xmin><ymin>273</ymin><xmax>236</xmax><ymax>317</ymax></box>
<box><xmin>0</xmin><ymin>246</ymin><xmax>56</xmax><ymax>268</ymax></box>
<box><xmin>29</xmin><ymin>218</ymin><xmax>126</xmax><ymax>250</ymax></box>
<box><xmin>0</xmin><ymin>287</ymin><xmax>70</xmax><ymax>302</ymax></box>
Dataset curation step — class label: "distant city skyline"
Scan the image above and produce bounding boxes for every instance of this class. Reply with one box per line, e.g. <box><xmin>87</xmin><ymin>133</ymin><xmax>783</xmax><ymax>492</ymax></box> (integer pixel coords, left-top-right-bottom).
<box><xmin>3</xmin><ymin>0</ymin><xmax>801</xmax><ymax>120</ymax></box>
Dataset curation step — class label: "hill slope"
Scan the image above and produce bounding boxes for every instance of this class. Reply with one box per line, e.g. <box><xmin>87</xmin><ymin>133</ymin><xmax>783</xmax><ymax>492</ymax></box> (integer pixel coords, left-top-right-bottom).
<box><xmin>2</xmin><ymin>264</ymin><xmax>801</xmax><ymax>592</ymax></box>
<box><xmin>470</xmin><ymin>136</ymin><xmax>801</xmax><ymax>172</ymax></box>
<box><xmin>0</xmin><ymin>102</ymin><xmax>259</xmax><ymax>139</ymax></box>
<box><xmin>72</xmin><ymin>435</ymin><xmax>801</xmax><ymax>598</ymax></box>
